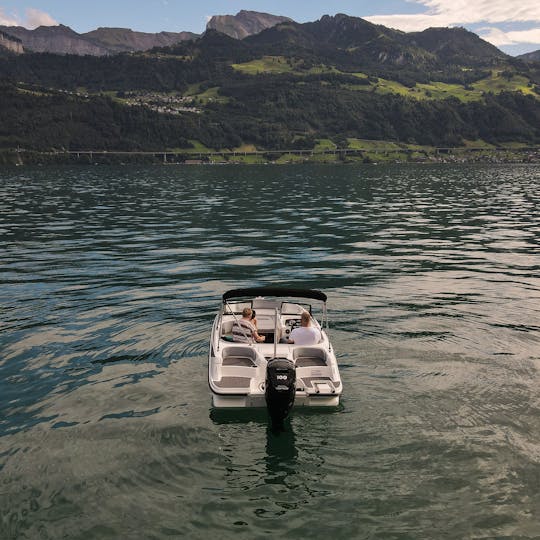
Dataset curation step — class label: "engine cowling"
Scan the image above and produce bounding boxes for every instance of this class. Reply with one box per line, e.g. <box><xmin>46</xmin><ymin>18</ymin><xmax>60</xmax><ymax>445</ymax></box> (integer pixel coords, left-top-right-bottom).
<box><xmin>265</xmin><ymin>358</ymin><xmax>296</xmax><ymax>430</ymax></box>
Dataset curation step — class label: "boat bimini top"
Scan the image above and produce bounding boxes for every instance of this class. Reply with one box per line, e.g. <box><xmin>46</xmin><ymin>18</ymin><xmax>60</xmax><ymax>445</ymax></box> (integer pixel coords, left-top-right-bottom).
<box><xmin>222</xmin><ymin>287</ymin><xmax>328</xmax><ymax>303</ymax></box>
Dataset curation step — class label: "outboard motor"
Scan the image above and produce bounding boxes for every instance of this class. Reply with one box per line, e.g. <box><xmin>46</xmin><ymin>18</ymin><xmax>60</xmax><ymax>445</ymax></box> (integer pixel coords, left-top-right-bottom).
<box><xmin>265</xmin><ymin>358</ymin><xmax>296</xmax><ymax>430</ymax></box>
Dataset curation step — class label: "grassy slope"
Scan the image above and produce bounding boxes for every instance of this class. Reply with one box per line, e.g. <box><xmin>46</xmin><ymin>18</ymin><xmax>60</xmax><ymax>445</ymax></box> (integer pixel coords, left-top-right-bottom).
<box><xmin>232</xmin><ymin>60</ymin><xmax>539</xmax><ymax>102</ymax></box>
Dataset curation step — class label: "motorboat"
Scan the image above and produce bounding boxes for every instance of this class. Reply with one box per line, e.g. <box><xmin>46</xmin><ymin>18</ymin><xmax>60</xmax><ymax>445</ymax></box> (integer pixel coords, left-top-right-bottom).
<box><xmin>208</xmin><ymin>287</ymin><xmax>343</xmax><ymax>425</ymax></box>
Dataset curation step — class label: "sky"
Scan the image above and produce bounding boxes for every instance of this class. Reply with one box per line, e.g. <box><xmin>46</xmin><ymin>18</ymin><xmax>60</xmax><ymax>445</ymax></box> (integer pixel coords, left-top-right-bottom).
<box><xmin>0</xmin><ymin>0</ymin><xmax>539</xmax><ymax>56</ymax></box>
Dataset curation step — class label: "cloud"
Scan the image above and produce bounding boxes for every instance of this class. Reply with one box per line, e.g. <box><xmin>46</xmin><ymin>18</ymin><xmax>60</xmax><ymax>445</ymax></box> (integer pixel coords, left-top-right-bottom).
<box><xmin>478</xmin><ymin>26</ymin><xmax>540</xmax><ymax>46</ymax></box>
<box><xmin>0</xmin><ymin>7</ymin><xmax>58</xmax><ymax>28</ymax></box>
<box><xmin>25</xmin><ymin>8</ymin><xmax>58</xmax><ymax>28</ymax></box>
<box><xmin>365</xmin><ymin>0</ymin><xmax>540</xmax><ymax>31</ymax></box>
<box><xmin>0</xmin><ymin>8</ymin><xmax>19</xmax><ymax>26</ymax></box>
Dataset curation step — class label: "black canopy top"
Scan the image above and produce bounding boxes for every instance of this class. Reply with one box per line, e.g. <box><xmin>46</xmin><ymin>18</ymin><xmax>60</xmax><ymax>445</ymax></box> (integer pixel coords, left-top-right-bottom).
<box><xmin>222</xmin><ymin>287</ymin><xmax>327</xmax><ymax>303</ymax></box>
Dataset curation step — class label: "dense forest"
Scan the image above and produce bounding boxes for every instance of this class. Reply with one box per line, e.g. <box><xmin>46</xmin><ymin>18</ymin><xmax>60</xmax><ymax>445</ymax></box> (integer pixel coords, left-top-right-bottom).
<box><xmin>2</xmin><ymin>79</ymin><xmax>538</xmax><ymax>152</ymax></box>
<box><xmin>1</xmin><ymin>14</ymin><xmax>540</xmax><ymax>154</ymax></box>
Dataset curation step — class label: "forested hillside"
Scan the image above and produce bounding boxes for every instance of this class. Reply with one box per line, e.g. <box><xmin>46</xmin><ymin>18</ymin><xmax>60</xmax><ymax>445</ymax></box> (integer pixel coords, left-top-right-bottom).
<box><xmin>1</xmin><ymin>14</ymin><xmax>540</xmax><ymax>156</ymax></box>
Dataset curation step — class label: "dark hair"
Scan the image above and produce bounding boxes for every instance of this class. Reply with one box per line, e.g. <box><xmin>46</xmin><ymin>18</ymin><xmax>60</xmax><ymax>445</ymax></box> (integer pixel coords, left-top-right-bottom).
<box><xmin>251</xmin><ymin>310</ymin><xmax>256</xmax><ymax>319</ymax></box>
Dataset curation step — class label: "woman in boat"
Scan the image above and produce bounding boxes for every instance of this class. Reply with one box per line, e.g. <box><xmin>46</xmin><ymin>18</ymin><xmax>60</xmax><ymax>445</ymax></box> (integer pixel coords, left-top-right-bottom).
<box><xmin>232</xmin><ymin>307</ymin><xmax>266</xmax><ymax>343</ymax></box>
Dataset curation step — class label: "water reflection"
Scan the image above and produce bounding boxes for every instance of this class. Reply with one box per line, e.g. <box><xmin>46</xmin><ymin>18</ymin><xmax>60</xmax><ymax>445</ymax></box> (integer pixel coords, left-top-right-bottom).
<box><xmin>264</xmin><ymin>423</ymin><xmax>298</xmax><ymax>486</ymax></box>
<box><xmin>210</xmin><ymin>409</ymin><xmax>298</xmax><ymax>479</ymax></box>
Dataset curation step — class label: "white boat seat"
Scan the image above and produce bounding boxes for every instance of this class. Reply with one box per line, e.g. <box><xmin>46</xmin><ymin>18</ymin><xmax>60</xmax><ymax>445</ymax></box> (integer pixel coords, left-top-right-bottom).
<box><xmin>293</xmin><ymin>346</ymin><xmax>328</xmax><ymax>366</ymax></box>
<box><xmin>221</xmin><ymin>320</ymin><xmax>235</xmax><ymax>335</ymax></box>
<box><xmin>295</xmin><ymin>356</ymin><xmax>327</xmax><ymax>367</ymax></box>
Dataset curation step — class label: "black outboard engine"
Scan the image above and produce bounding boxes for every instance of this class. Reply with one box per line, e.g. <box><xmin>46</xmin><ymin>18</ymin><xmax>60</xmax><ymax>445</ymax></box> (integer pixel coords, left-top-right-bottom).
<box><xmin>265</xmin><ymin>358</ymin><xmax>296</xmax><ymax>430</ymax></box>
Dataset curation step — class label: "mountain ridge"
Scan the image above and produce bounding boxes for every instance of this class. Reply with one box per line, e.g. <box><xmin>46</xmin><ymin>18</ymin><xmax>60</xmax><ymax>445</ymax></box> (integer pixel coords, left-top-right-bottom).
<box><xmin>0</xmin><ymin>11</ymin><xmax>535</xmax><ymax>59</ymax></box>
<box><xmin>206</xmin><ymin>10</ymin><xmax>292</xmax><ymax>39</ymax></box>
<box><xmin>0</xmin><ymin>24</ymin><xmax>109</xmax><ymax>55</ymax></box>
<box><xmin>517</xmin><ymin>49</ymin><xmax>540</xmax><ymax>63</ymax></box>
<box><xmin>0</xmin><ymin>24</ymin><xmax>198</xmax><ymax>56</ymax></box>
<box><xmin>0</xmin><ymin>10</ymin><xmax>293</xmax><ymax>56</ymax></box>
<box><xmin>83</xmin><ymin>27</ymin><xmax>198</xmax><ymax>53</ymax></box>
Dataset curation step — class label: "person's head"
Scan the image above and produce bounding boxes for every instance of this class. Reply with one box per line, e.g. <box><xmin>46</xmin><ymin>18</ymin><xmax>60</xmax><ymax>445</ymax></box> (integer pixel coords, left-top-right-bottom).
<box><xmin>301</xmin><ymin>311</ymin><xmax>311</xmax><ymax>326</ymax></box>
<box><xmin>242</xmin><ymin>307</ymin><xmax>253</xmax><ymax>319</ymax></box>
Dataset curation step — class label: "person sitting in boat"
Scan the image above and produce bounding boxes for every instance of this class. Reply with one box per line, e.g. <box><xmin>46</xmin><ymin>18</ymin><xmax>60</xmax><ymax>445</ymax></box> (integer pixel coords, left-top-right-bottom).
<box><xmin>250</xmin><ymin>309</ymin><xmax>258</xmax><ymax>329</ymax></box>
<box><xmin>232</xmin><ymin>307</ymin><xmax>266</xmax><ymax>343</ymax></box>
<box><xmin>287</xmin><ymin>311</ymin><xmax>321</xmax><ymax>345</ymax></box>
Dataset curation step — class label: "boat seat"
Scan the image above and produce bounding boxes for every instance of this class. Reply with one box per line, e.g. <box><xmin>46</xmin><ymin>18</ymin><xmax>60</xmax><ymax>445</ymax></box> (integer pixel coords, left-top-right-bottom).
<box><xmin>222</xmin><ymin>356</ymin><xmax>256</xmax><ymax>367</ymax></box>
<box><xmin>295</xmin><ymin>356</ymin><xmax>327</xmax><ymax>367</ymax></box>
<box><xmin>221</xmin><ymin>345</ymin><xmax>259</xmax><ymax>367</ymax></box>
<box><xmin>293</xmin><ymin>346</ymin><xmax>328</xmax><ymax>367</ymax></box>
<box><xmin>221</xmin><ymin>320</ymin><xmax>235</xmax><ymax>335</ymax></box>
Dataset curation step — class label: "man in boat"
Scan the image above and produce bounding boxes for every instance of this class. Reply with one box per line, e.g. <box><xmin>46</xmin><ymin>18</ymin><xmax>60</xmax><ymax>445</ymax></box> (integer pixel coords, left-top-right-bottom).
<box><xmin>232</xmin><ymin>307</ymin><xmax>266</xmax><ymax>343</ymax></box>
<box><xmin>287</xmin><ymin>311</ymin><xmax>321</xmax><ymax>345</ymax></box>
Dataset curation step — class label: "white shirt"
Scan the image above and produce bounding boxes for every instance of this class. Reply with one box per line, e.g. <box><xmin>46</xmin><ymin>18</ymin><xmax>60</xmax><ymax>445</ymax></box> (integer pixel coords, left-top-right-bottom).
<box><xmin>289</xmin><ymin>326</ymin><xmax>321</xmax><ymax>346</ymax></box>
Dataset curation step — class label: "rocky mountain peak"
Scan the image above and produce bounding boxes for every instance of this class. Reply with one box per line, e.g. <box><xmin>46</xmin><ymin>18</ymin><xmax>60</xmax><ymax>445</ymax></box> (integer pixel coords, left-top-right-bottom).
<box><xmin>206</xmin><ymin>10</ymin><xmax>292</xmax><ymax>39</ymax></box>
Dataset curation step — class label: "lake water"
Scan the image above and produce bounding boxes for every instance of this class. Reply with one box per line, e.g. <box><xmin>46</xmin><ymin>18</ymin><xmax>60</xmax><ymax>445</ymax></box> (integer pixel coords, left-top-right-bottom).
<box><xmin>1</xmin><ymin>164</ymin><xmax>539</xmax><ymax>539</ymax></box>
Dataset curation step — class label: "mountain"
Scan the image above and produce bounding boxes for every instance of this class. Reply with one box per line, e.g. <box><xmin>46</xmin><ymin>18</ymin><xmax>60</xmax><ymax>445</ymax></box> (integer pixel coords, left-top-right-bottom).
<box><xmin>245</xmin><ymin>14</ymin><xmax>434</xmax><ymax>69</ymax></box>
<box><xmin>516</xmin><ymin>49</ymin><xmax>540</xmax><ymax>63</ymax></box>
<box><xmin>0</xmin><ymin>24</ymin><xmax>197</xmax><ymax>56</ymax></box>
<box><xmin>0</xmin><ymin>12</ymin><xmax>508</xmax><ymax>66</ymax></box>
<box><xmin>0</xmin><ymin>30</ymin><xmax>24</xmax><ymax>54</ymax></box>
<box><xmin>0</xmin><ymin>25</ymin><xmax>109</xmax><ymax>55</ymax></box>
<box><xmin>244</xmin><ymin>15</ymin><xmax>507</xmax><ymax>70</ymax></box>
<box><xmin>83</xmin><ymin>28</ymin><xmax>198</xmax><ymax>53</ymax></box>
<box><xmin>407</xmin><ymin>27</ymin><xmax>507</xmax><ymax>65</ymax></box>
<box><xmin>206</xmin><ymin>10</ymin><xmax>292</xmax><ymax>39</ymax></box>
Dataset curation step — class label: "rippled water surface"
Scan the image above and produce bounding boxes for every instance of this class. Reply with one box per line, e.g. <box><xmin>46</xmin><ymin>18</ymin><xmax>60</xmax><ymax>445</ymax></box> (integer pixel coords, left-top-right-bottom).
<box><xmin>1</xmin><ymin>164</ymin><xmax>540</xmax><ymax>539</ymax></box>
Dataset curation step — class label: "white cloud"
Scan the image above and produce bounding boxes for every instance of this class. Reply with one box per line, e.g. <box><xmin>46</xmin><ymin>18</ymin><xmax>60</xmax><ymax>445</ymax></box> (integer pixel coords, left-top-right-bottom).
<box><xmin>0</xmin><ymin>8</ymin><xmax>20</xmax><ymax>26</ymax></box>
<box><xmin>479</xmin><ymin>26</ymin><xmax>540</xmax><ymax>46</ymax></box>
<box><xmin>0</xmin><ymin>7</ymin><xmax>58</xmax><ymax>28</ymax></box>
<box><xmin>25</xmin><ymin>8</ymin><xmax>58</xmax><ymax>28</ymax></box>
<box><xmin>365</xmin><ymin>0</ymin><xmax>540</xmax><ymax>31</ymax></box>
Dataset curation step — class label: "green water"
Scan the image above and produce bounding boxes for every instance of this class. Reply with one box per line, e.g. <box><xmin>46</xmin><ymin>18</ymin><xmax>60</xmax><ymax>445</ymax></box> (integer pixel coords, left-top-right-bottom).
<box><xmin>1</xmin><ymin>164</ymin><xmax>539</xmax><ymax>538</ymax></box>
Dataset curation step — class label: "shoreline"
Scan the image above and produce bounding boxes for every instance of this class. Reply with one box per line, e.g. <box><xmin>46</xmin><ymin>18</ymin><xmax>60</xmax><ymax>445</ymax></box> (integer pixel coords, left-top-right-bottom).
<box><xmin>2</xmin><ymin>146</ymin><xmax>540</xmax><ymax>166</ymax></box>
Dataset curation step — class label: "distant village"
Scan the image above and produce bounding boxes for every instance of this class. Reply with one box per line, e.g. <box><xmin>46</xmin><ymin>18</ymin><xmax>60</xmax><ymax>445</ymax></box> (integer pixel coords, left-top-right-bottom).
<box><xmin>120</xmin><ymin>92</ymin><xmax>202</xmax><ymax>115</ymax></box>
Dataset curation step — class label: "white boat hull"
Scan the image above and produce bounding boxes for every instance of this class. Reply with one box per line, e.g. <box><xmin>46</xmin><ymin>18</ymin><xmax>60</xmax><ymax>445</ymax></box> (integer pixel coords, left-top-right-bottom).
<box><xmin>210</xmin><ymin>392</ymin><xmax>340</xmax><ymax>409</ymax></box>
